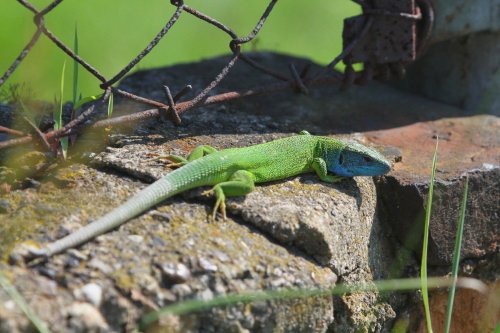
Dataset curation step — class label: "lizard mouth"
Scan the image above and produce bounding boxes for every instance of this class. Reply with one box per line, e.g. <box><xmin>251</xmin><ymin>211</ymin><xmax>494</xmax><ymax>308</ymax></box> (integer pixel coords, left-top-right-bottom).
<box><xmin>357</xmin><ymin>162</ymin><xmax>391</xmax><ymax>176</ymax></box>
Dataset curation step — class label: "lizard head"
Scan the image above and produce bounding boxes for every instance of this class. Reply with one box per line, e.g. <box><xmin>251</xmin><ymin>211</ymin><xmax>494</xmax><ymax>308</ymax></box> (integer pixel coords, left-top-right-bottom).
<box><xmin>328</xmin><ymin>140</ymin><xmax>391</xmax><ymax>177</ymax></box>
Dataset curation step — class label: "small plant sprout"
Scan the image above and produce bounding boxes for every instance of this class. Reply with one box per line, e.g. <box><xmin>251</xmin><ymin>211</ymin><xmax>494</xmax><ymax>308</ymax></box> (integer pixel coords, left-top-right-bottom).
<box><xmin>54</xmin><ymin>60</ymin><xmax>68</xmax><ymax>159</ymax></box>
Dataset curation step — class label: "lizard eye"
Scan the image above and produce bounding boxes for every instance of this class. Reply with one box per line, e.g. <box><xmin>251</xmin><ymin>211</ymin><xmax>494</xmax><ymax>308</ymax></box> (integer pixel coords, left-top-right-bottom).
<box><xmin>363</xmin><ymin>156</ymin><xmax>373</xmax><ymax>163</ymax></box>
<box><xmin>338</xmin><ymin>153</ymin><xmax>344</xmax><ymax>165</ymax></box>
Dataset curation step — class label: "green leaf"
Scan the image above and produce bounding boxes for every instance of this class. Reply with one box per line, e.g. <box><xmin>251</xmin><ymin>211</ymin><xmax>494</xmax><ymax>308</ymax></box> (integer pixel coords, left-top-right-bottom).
<box><xmin>107</xmin><ymin>92</ymin><xmax>114</xmax><ymax>118</ymax></box>
<box><xmin>73</xmin><ymin>93</ymin><xmax>103</xmax><ymax>111</ymax></box>
<box><xmin>421</xmin><ymin>138</ymin><xmax>439</xmax><ymax>333</ymax></box>
<box><xmin>444</xmin><ymin>175</ymin><xmax>469</xmax><ymax>333</ymax></box>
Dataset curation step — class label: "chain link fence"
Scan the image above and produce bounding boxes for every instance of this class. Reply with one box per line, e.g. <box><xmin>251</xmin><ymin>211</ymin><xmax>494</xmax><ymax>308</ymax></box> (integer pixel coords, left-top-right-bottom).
<box><xmin>0</xmin><ymin>0</ymin><xmax>429</xmax><ymax>152</ymax></box>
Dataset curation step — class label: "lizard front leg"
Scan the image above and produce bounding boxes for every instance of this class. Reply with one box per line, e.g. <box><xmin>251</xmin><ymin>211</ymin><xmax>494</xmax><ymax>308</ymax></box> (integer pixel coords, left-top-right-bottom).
<box><xmin>163</xmin><ymin>145</ymin><xmax>218</xmax><ymax>168</ymax></box>
<box><xmin>202</xmin><ymin>170</ymin><xmax>256</xmax><ymax>221</ymax></box>
<box><xmin>311</xmin><ymin>157</ymin><xmax>344</xmax><ymax>183</ymax></box>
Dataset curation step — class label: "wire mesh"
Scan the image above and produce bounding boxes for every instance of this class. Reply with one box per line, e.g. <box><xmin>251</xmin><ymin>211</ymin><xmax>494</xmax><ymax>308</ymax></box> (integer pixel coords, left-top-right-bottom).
<box><xmin>0</xmin><ymin>0</ymin><xmax>426</xmax><ymax>152</ymax></box>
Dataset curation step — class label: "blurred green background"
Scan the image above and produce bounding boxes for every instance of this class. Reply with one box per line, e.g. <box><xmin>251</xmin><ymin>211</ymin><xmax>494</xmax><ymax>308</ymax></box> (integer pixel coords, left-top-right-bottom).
<box><xmin>0</xmin><ymin>0</ymin><xmax>359</xmax><ymax>102</ymax></box>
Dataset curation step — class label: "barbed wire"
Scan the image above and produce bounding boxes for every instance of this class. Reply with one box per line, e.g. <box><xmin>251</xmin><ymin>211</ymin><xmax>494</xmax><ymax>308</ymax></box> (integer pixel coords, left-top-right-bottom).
<box><xmin>0</xmin><ymin>0</ymin><xmax>430</xmax><ymax>152</ymax></box>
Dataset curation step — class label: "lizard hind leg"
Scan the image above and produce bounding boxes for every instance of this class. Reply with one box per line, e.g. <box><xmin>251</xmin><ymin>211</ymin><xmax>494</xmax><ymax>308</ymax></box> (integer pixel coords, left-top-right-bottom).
<box><xmin>202</xmin><ymin>170</ymin><xmax>256</xmax><ymax>221</ymax></box>
<box><xmin>162</xmin><ymin>155</ymin><xmax>189</xmax><ymax>168</ymax></box>
<box><xmin>186</xmin><ymin>145</ymin><xmax>218</xmax><ymax>162</ymax></box>
<box><xmin>163</xmin><ymin>145</ymin><xmax>218</xmax><ymax>168</ymax></box>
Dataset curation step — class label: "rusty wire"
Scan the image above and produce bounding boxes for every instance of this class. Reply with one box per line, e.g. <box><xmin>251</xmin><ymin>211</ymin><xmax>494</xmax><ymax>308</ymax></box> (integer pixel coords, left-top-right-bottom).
<box><xmin>0</xmin><ymin>0</ymin><xmax>425</xmax><ymax>153</ymax></box>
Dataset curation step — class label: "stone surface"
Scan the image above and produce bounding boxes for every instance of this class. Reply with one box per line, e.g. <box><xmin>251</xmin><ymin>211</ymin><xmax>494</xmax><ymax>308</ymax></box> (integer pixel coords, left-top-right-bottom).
<box><xmin>1</xmin><ymin>173</ymin><xmax>338</xmax><ymax>332</ymax></box>
<box><xmin>367</xmin><ymin>115</ymin><xmax>500</xmax><ymax>265</ymax></box>
<box><xmin>92</xmin><ymin>134</ymin><xmax>398</xmax><ymax>332</ymax></box>
<box><xmin>0</xmin><ymin>52</ymin><xmax>498</xmax><ymax>332</ymax></box>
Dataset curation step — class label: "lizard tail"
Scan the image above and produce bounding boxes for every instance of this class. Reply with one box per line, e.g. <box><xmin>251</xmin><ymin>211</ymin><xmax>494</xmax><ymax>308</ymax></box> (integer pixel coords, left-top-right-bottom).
<box><xmin>31</xmin><ymin>169</ymin><xmax>194</xmax><ymax>259</ymax></box>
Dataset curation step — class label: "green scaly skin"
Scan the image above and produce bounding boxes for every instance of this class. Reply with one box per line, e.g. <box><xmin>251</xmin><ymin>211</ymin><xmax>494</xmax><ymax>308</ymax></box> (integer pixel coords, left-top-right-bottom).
<box><xmin>27</xmin><ymin>131</ymin><xmax>390</xmax><ymax>259</ymax></box>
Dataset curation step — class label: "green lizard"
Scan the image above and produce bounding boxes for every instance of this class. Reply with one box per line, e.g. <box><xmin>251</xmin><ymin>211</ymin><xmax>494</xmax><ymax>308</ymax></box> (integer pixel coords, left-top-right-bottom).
<box><xmin>26</xmin><ymin>131</ymin><xmax>390</xmax><ymax>259</ymax></box>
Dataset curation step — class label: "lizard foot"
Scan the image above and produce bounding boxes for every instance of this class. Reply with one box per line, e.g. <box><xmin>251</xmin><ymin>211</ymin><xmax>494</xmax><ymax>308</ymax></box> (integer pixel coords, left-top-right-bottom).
<box><xmin>202</xmin><ymin>186</ymin><xmax>227</xmax><ymax>221</ymax></box>
<box><xmin>165</xmin><ymin>162</ymin><xmax>185</xmax><ymax>169</ymax></box>
<box><xmin>158</xmin><ymin>155</ymin><xmax>188</xmax><ymax>169</ymax></box>
<box><xmin>322</xmin><ymin>175</ymin><xmax>345</xmax><ymax>184</ymax></box>
<box><xmin>211</xmin><ymin>199</ymin><xmax>227</xmax><ymax>222</ymax></box>
<box><xmin>201</xmin><ymin>188</ymin><xmax>213</xmax><ymax>197</ymax></box>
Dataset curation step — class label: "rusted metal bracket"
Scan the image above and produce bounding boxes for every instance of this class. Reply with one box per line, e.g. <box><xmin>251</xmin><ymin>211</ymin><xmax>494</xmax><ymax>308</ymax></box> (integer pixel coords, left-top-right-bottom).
<box><xmin>343</xmin><ymin>0</ymin><xmax>434</xmax><ymax>81</ymax></box>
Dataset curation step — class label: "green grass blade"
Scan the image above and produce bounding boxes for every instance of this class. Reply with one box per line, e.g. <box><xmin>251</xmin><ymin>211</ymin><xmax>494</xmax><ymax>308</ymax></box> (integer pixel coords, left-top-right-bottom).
<box><xmin>444</xmin><ymin>175</ymin><xmax>469</xmax><ymax>333</ymax></box>
<box><xmin>56</xmin><ymin>61</ymin><xmax>68</xmax><ymax>159</ymax></box>
<box><xmin>60</xmin><ymin>129</ymin><xmax>68</xmax><ymax>160</ymax></box>
<box><xmin>107</xmin><ymin>91</ymin><xmax>114</xmax><ymax>118</ymax></box>
<box><xmin>421</xmin><ymin>138</ymin><xmax>438</xmax><ymax>333</ymax></box>
<box><xmin>53</xmin><ymin>61</ymin><xmax>65</xmax><ymax>131</ymax></box>
<box><xmin>73</xmin><ymin>93</ymin><xmax>103</xmax><ymax>111</ymax></box>
<box><xmin>138</xmin><ymin>276</ymin><xmax>487</xmax><ymax>330</ymax></box>
<box><xmin>0</xmin><ymin>271</ymin><xmax>52</xmax><ymax>333</ymax></box>
<box><xmin>494</xmin><ymin>320</ymin><xmax>500</xmax><ymax>333</ymax></box>
<box><xmin>72</xmin><ymin>23</ymin><xmax>79</xmax><ymax>107</ymax></box>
